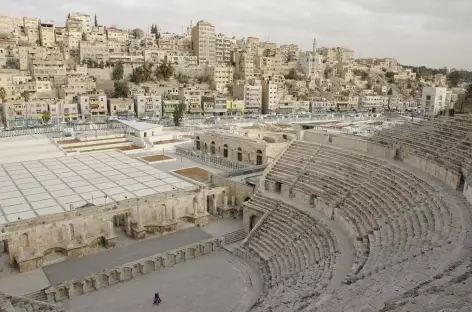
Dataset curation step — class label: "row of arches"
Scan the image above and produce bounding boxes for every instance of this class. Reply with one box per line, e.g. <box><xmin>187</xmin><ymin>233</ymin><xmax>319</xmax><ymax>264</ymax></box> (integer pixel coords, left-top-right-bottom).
<box><xmin>195</xmin><ymin>137</ymin><xmax>263</xmax><ymax>165</ymax></box>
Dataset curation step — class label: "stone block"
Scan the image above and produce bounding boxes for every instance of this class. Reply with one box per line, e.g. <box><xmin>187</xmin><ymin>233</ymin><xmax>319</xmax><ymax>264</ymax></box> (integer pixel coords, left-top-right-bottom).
<box><xmin>185</xmin><ymin>247</ymin><xmax>195</xmax><ymax>260</ymax></box>
<box><xmin>165</xmin><ymin>253</ymin><xmax>176</xmax><ymax>267</ymax></box>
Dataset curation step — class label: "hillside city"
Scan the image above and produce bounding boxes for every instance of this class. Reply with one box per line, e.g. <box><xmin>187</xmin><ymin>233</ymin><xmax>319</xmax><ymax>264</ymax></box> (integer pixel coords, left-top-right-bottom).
<box><xmin>0</xmin><ymin>12</ymin><xmax>470</xmax><ymax>129</ymax></box>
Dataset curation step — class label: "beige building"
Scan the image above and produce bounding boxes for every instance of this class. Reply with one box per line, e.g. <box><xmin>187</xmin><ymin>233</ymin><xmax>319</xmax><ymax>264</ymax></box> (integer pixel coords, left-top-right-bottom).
<box><xmin>191</xmin><ymin>21</ymin><xmax>216</xmax><ymax>66</ymax></box>
<box><xmin>30</xmin><ymin>59</ymin><xmax>66</xmax><ymax>78</ymax></box>
<box><xmin>106</xmin><ymin>28</ymin><xmax>129</xmax><ymax>42</ymax></box>
<box><xmin>234</xmin><ymin>80</ymin><xmax>262</xmax><ymax>114</ymax></box>
<box><xmin>133</xmin><ymin>94</ymin><xmax>162</xmax><ymax>119</ymax></box>
<box><xmin>108</xmin><ymin>98</ymin><xmax>135</xmax><ymax>117</ymax></box>
<box><xmin>49</xmin><ymin>100</ymin><xmax>79</xmax><ymax>122</ymax></box>
<box><xmin>77</xmin><ymin>92</ymin><xmax>107</xmax><ymax>121</ymax></box>
<box><xmin>39</xmin><ymin>20</ymin><xmax>56</xmax><ymax>47</ymax></box>
<box><xmin>194</xmin><ymin>129</ymin><xmax>292</xmax><ymax>165</ymax></box>
<box><xmin>69</xmin><ymin>12</ymin><xmax>92</xmax><ymax>34</ymax></box>
<box><xmin>86</xmin><ymin>26</ymin><xmax>107</xmax><ymax>42</ymax></box>
<box><xmin>3</xmin><ymin>99</ymin><xmax>50</xmax><ymax>127</ymax></box>
<box><xmin>215</xmin><ymin>33</ymin><xmax>232</xmax><ymax>64</ymax></box>
<box><xmin>207</xmin><ymin>65</ymin><xmax>234</xmax><ymax>92</ymax></box>
<box><xmin>234</xmin><ymin>51</ymin><xmax>254</xmax><ymax>81</ymax></box>
<box><xmin>79</xmin><ymin>40</ymin><xmax>110</xmax><ymax>62</ymax></box>
<box><xmin>262</xmin><ymin>81</ymin><xmax>279</xmax><ymax>114</ymax></box>
<box><xmin>178</xmin><ymin>87</ymin><xmax>203</xmax><ymax>115</ymax></box>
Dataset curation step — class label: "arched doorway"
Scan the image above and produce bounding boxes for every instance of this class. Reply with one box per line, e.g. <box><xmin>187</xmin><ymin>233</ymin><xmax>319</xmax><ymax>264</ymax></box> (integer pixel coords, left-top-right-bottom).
<box><xmin>204</xmin><ymin>142</ymin><xmax>208</xmax><ymax>152</ymax></box>
<box><xmin>223</xmin><ymin>144</ymin><xmax>228</xmax><ymax>158</ymax></box>
<box><xmin>256</xmin><ymin>150</ymin><xmax>263</xmax><ymax>165</ymax></box>
<box><xmin>19</xmin><ymin>233</ymin><xmax>29</xmax><ymax>248</ymax></box>
<box><xmin>196</xmin><ymin>136</ymin><xmax>201</xmax><ymax>150</ymax></box>
<box><xmin>210</xmin><ymin>141</ymin><xmax>216</xmax><ymax>154</ymax></box>
<box><xmin>237</xmin><ymin>147</ymin><xmax>242</xmax><ymax>162</ymax></box>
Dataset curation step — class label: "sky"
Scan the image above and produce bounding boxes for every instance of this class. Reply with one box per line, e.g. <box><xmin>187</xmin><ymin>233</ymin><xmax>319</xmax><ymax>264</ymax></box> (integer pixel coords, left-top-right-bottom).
<box><xmin>3</xmin><ymin>0</ymin><xmax>471</xmax><ymax>70</ymax></box>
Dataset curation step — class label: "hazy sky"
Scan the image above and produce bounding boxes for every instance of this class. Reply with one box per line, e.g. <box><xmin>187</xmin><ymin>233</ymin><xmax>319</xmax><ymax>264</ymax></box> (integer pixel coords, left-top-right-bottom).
<box><xmin>3</xmin><ymin>0</ymin><xmax>471</xmax><ymax>70</ymax></box>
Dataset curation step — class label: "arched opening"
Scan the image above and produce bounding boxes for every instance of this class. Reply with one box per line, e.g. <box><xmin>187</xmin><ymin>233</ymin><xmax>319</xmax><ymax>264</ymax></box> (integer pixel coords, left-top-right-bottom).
<box><xmin>210</xmin><ymin>141</ymin><xmax>216</xmax><ymax>154</ymax></box>
<box><xmin>89</xmin><ymin>236</ymin><xmax>106</xmax><ymax>249</ymax></box>
<box><xmin>237</xmin><ymin>147</ymin><xmax>242</xmax><ymax>162</ymax></box>
<box><xmin>256</xmin><ymin>149</ymin><xmax>263</xmax><ymax>165</ymax></box>
<box><xmin>223</xmin><ymin>144</ymin><xmax>228</xmax><ymax>158</ymax></box>
<box><xmin>282</xmin><ymin>134</ymin><xmax>287</xmax><ymax>140</ymax></box>
<box><xmin>244</xmin><ymin>197</ymin><xmax>251</xmax><ymax>202</ymax></box>
<box><xmin>196</xmin><ymin>136</ymin><xmax>200</xmax><ymax>150</ymax></box>
<box><xmin>204</xmin><ymin>142</ymin><xmax>208</xmax><ymax>152</ymax></box>
<box><xmin>19</xmin><ymin>233</ymin><xmax>29</xmax><ymax>248</ymax></box>
<box><xmin>43</xmin><ymin>247</ymin><xmax>68</xmax><ymax>265</ymax></box>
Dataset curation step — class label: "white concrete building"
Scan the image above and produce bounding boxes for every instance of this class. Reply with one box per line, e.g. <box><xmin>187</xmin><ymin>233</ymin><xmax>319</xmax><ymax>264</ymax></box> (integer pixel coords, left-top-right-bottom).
<box><xmin>69</xmin><ymin>12</ymin><xmax>92</xmax><ymax>34</ymax></box>
<box><xmin>39</xmin><ymin>20</ymin><xmax>55</xmax><ymax>47</ymax></box>
<box><xmin>207</xmin><ymin>65</ymin><xmax>234</xmax><ymax>92</ymax></box>
<box><xmin>421</xmin><ymin>87</ymin><xmax>449</xmax><ymax>116</ymax></box>
<box><xmin>234</xmin><ymin>80</ymin><xmax>262</xmax><ymax>114</ymax></box>
<box><xmin>262</xmin><ymin>81</ymin><xmax>278</xmax><ymax>114</ymax></box>
<box><xmin>77</xmin><ymin>92</ymin><xmax>107</xmax><ymax>121</ymax></box>
<box><xmin>361</xmin><ymin>95</ymin><xmax>389</xmax><ymax>111</ymax></box>
<box><xmin>215</xmin><ymin>33</ymin><xmax>232</xmax><ymax>64</ymax></box>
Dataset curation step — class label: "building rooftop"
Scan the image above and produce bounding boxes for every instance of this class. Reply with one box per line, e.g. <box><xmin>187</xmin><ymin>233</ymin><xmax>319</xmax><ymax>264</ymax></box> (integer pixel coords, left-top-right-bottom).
<box><xmin>117</xmin><ymin>120</ymin><xmax>163</xmax><ymax>132</ymax></box>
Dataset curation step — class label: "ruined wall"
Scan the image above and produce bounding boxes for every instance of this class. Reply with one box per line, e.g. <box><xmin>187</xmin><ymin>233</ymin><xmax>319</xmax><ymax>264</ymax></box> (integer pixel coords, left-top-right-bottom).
<box><xmin>464</xmin><ymin>178</ymin><xmax>472</xmax><ymax>207</ymax></box>
<box><xmin>210</xmin><ymin>174</ymin><xmax>254</xmax><ymax>208</ymax></box>
<box><xmin>45</xmin><ymin>238</ymin><xmax>223</xmax><ymax>302</ymax></box>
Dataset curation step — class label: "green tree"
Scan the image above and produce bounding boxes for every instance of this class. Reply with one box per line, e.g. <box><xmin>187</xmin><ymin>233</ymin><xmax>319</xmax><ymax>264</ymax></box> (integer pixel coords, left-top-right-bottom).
<box><xmin>173</xmin><ymin>102</ymin><xmax>185</xmax><ymax>127</ymax></box>
<box><xmin>285</xmin><ymin>68</ymin><xmax>299</xmax><ymax>80</ymax></box>
<box><xmin>130</xmin><ymin>62</ymin><xmax>154</xmax><ymax>84</ymax></box>
<box><xmin>99</xmin><ymin>61</ymin><xmax>105</xmax><ymax>69</ymax></box>
<box><xmin>155</xmin><ymin>62</ymin><xmax>174</xmax><ymax>81</ymax></box>
<box><xmin>112</xmin><ymin>61</ymin><xmax>124</xmax><ymax>80</ymax></box>
<box><xmin>113</xmin><ymin>81</ymin><xmax>129</xmax><ymax>98</ymax></box>
<box><xmin>176</xmin><ymin>73</ymin><xmax>189</xmax><ymax>84</ymax></box>
<box><xmin>21</xmin><ymin>91</ymin><xmax>30</xmax><ymax>102</ymax></box>
<box><xmin>197</xmin><ymin>75</ymin><xmax>211</xmax><ymax>84</ymax></box>
<box><xmin>4</xmin><ymin>59</ymin><xmax>19</xmax><ymax>69</ymax></box>
<box><xmin>0</xmin><ymin>87</ymin><xmax>6</xmax><ymax>103</ymax></box>
<box><xmin>81</xmin><ymin>33</ymin><xmax>86</xmax><ymax>41</ymax></box>
<box><xmin>94</xmin><ymin>14</ymin><xmax>98</xmax><ymax>27</ymax></box>
<box><xmin>41</xmin><ymin>110</ymin><xmax>51</xmax><ymax>124</ymax></box>
<box><xmin>447</xmin><ymin>71</ymin><xmax>461</xmax><ymax>88</ymax></box>
<box><xmin>226</xmin><ymin>83</ymin><xmax>233</xmax><ymax>95</ymax></box>
<box><xmin>387</xmin><ymin>88</ymin><xmax>393</xmax><ymax>95</ymax></box>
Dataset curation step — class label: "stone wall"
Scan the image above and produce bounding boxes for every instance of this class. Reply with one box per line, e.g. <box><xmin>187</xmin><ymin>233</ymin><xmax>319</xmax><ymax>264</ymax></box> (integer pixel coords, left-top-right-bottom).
<box><xmin>464</xmin><ymin>178</ymin><xmax>472</xmax><ymax>207</ymax></box>
<box><xmin>210</xmin><ymin>174</ymin><xmax>255</xmax><ymax>209</ymax></box>
<box><xmin>0</xmin><ymin>292</ymin><xmax>65</xmax><ymax>312</ymax></box>
<box><xmin>45</xmin><ymin>238</ymin><xmax>223</xmax><ymax>302</ymax></box>
<box><xmin>4</xmin><ymin>186</ymin><xmax>209</xmax><ymax>271</ymax></box>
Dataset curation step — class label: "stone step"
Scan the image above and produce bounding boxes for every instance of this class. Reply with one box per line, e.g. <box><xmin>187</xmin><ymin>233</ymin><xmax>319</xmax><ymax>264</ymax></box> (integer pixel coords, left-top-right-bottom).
<box><xmin>223</xmin><ymin>229</ymin><xmax>246</xmax><ymax>245</ymax></box>
<box><xmin>24</xmin><ymin>289</ymin><xmax>48</xmax><ymax>302</ymax></box>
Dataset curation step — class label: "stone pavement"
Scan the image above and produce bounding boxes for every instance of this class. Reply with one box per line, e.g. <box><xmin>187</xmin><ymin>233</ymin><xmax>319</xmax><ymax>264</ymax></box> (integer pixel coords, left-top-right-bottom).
<box><xmin>64</xmin><ymin>251</ymin><xmax>259</xmax><ymax>312</ymax></box>
<box><xmin>43</xmin><ymin>227</ymin><xmax>212</xmax><ymax>284</ymax></box>
<box><xmin>0</xmin><ymin>269</ymin><xmax>50</xmax><ymax>296</ymax></box>
<box><xmin>200</xmin><ymin>216</ymin><xmax>243</xmax><ymax>237</ymax></box>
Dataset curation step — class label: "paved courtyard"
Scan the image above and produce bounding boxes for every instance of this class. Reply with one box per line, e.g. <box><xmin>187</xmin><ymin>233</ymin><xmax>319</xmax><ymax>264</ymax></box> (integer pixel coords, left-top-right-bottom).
<box><xmin>43</xmin><ymin>227</ymin><xmax>212</xmax><ymax>284</ymax></box>
<box><xmin>0</xmin><ymin>151</ymin><xmax>194</xmax><ymax>223</ymax></box>
<box><xmin>64</xmin><ymin>251</ymin><xmax>254</xmax><ymax>312</ymax></box>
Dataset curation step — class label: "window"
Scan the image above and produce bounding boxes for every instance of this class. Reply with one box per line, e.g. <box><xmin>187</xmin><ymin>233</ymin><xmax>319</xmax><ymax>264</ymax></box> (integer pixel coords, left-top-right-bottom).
<box><xmin>237</xmin><ymin>147</ymin><xmax>242</xmax><ymax>162</ymax></box>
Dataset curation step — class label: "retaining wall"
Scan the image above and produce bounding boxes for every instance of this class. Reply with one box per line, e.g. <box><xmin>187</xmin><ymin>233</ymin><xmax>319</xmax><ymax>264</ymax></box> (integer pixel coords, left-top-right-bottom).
<box><xmin>45</xmin><ymin>238</ymin><xmax>223</xmax><ymax>302</ymax></box>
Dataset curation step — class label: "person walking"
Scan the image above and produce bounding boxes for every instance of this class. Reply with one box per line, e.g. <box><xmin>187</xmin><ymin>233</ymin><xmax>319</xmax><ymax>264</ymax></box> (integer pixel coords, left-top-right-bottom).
<box><xmin>153</xmin><ymin>292</ymin><xmax>162</xmax><ymax>305</ymax></box>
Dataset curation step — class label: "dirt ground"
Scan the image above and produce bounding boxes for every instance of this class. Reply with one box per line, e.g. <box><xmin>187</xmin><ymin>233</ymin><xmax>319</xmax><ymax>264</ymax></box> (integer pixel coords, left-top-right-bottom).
<box><xmin>153</xmin><ymin>139</ymin><xmax>182</xmax><ymax>145</ymax></box>
<box><xmin>174</xmin><ymin>167</ymin><xmax>210</xmax><ymax>182</ymax></box>
<box><xmin>142</xmin><ymin>155</ymin><xmax>172</xmax><ymax>162</ymax></box>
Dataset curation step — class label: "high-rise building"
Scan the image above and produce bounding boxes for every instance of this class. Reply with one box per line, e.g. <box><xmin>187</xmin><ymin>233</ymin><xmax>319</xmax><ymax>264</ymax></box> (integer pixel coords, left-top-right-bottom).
<box><xmin>69</xmin><ymin>12</ymin><xmax>92</xmax><ymax>34</ymax></box>
<box><xmin>191</xmin><ymin>21</ymin><xmax>216</xmax><ymax>66</ymax></box>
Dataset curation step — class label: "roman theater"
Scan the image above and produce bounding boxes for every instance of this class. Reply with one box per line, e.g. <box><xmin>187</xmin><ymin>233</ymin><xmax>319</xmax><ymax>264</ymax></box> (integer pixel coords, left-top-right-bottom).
<box><xmin>0</xmin><ymin>115</ymin><xmax>471</xmax><ymax>312</ymax></box>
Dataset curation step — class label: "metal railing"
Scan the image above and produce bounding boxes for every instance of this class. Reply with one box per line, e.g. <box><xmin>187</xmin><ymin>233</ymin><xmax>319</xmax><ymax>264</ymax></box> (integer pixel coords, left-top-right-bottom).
<box><xmin>175</xmin><ymin>146</ymin><xmax>250</xmax><ymax>170</ymax></box>
<box><xmin>0</xmin><ymin>122</ymin><xmax>127</xmax><ymax>138</ymax></box>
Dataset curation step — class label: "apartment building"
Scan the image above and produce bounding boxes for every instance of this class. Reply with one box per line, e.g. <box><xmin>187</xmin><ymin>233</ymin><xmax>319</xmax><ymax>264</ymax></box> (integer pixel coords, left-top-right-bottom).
<box><xmin>3</xmin><ymin>99</ymin><xmax>50</xmax><ymax>127</ymax></box>
<box><xmin>166</xmin><ymin>55</ymin><xmax>198</xmax><ymax>66</ymax></box>
<box><xmin>215</xmin><ymin>33</ymin><xmax>232</xmax><ymax>64</ymax></box>
<box><xmin>77</xmin><ymin>92</ymin><xmax>107</xmax><ymax>121</ymax></box>
<box><xmin>69</xmin><ymin>12</ymin><xmax>92</xmax><ymax>34</ymax></box>
<box><xmin>133</xmin><ymin>94</ymin><xmax>162</xmax><ymax>119</ymax></box>
<box><xmin>421</xmin><ymin>87</ymin><xmax>449</xmax><ymax>116</ymax></box>
<box><xmin>234</xmin><ymin>80</ymin><xmax>262</xmax><ymax>114</ymax></box>
<box><xmin>206</xmin><ymin>65</ymin><xmax>234</xmax><ymax>91</ymax></box>
<box><xmin>361</xmin><ymin>95</ymin><xmax>388</xmax><ymax>111</ymax></box>
<box><xmin>79</xmin><ymin>40</ymin><xmax>110</xmax><ymax>62</ymax></box>
<box><xmin>39</xmin><ymin>20</ymin><xmax>55</xmax><ymax>47</ymax></box>
<box><xmin>191</xmin><ymin>21</ymin><xmax>216</xmax><ymax>66</ymax></box>
<box><xmin>178</xmin><ymin>87</ymin><xmax>203</xmax><ymax>115</ymax></box>
<box><xmin>86</xmin><ymin>26</ymin><xmax>107</xmax><ymax>42</ymax></box>
<box><xmin>227</xmin><ymin>99</ymin><xmax>245</xmax><ymax>115</ymax></box>
<box><xmin>108</xmin><ymin>98</ymin><xmax>135</xmax><ymax>117</ymax></box>
<box><xmin>144</xmin><ymin>49</ymin><xmax>167</xmax><ymax>64</ymax></box>
<box><xmin>262</xmin><ymin>81</ymin><xmax>278</xmax><ymax>114</ymax></box>
<box><xmin>49</xmin><ymin>100</ymin><xmax>79</xmax><ymax>122</ymax></box>
<box><xmin>106</xmin><ymin>28</ymin><xmax>129</xmax><ymax>42</ymax></box>
<box><xmin>202</xmin><ymin>96</ymin><xmax>227</xmax><ymax>116</ymax></box>
<box><xmin>30</xmin><ymin>60</ymin><xmax>66</xmax><ymax>78</ymax></box>
<box><xmin>162</xmin><ymin>99</ymin><xmax>185</xmax><ymax>118</ymax></box>
<box><xmin>234</xmin><ymin>51</ymin><xmax>254</xmax><ymax>81</ymax></box>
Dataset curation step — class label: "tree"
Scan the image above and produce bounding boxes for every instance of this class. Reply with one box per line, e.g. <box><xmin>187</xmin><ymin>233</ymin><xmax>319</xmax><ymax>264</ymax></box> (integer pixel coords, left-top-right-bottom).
<box><xmin>3</xmin><ymin>59</ymin><xmax>19</xmax><ymax>69</ymax></box>
<box><xmin>0</xmin><ymin>87</ymin><xmax>6</xmax><ymax>103</ymax></box>
<box><xmin>94</xmin><ymin>14</ymin><xmax>98</xmax><ymax>27</ymax></box>
<box><xmin>155</xmin><ymin>62</ymin><xmax>174</xmax><ymax>81</ymax></box>
<box><xmin>285</xmin><ymin>68</ymin><xmax>299</xmax><ymax>80</ymax></box>
<box><xmin>112</xmin><ymin>61</ymin><xmax>124</xmax><ymax>80</ymax></box>
<box><xmin>42</xmin><ymin>110</ymin><xmax>51</xmax><ymax>124</ymax></box>
<box><xmin>81</xmin><ymin>33</ymin><xmax>86</xmax><ymax>41</ymax></box>
<box><xmin>130</xmin><ymin>62</ymin><xmax>154</xmax><ymax>84</ymax></box>
<box><xmin>176</xmin><ymin>73</ymin><xmax>189</xmax><ymax>84</ymax></box>
<box><xmin>197</xmin><ymin>75</ymin><xmax>211</xmax><ymax>84</ymax></box>
<box><xmin>113</xmin><ymin>81</ymin><xmax>129</xmax><ymax>98</ymax></box>
<box><xmin>173</xmin><ymin>102</ymin><xmax>185</xmax><ymax>127</ymax></box>
<box><xmin>387</xmin><ymin>88</ymin><xmax>393</xmax><ymax>95</ymax></box>
<box><xmin>226</xmin><ymin>83</ymin><xmax>233</xmax><ymax>95</ymax></box>
<box><xmin>21</xmin><ymin>91</ymin><xmax>30</xmax><ymax>102</ymax></box>
<box><xmin>447</xmin><ymin>71</ymin><xmax>461</xmax><ymax>88</ymax></box>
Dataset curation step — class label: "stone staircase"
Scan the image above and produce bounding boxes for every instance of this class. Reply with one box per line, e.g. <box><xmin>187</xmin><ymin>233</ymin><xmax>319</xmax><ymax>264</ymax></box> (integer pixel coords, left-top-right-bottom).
<box><xmin>0</xmin><ymin>292</ymin><xmax>64</xmax><ymax>312</ymax></box>
<box><xmin>223</xmin><ymin>229</ymin><xmax>246</xmax><ymax>245</ymax></box>
<box><xmin>24</xmin><ymin>290</ymin><xmax>48</xmax><ymax>302</ymax></box>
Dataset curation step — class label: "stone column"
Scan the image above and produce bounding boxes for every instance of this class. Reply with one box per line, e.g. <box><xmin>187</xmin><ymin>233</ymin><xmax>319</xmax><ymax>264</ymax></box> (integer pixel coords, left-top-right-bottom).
<box><xmin>108</xmin><ymin>221</ymin><xmax>114</xmax><ymax>236</ymax></box>
<box><xmin>136</xmin><ymin>204</ymin><xmax>142</xmax><ymax>228</ymax></box>
<box><xmin>231</xmin><ymin>195</ymin><xmax>236</xmax><ymax>206</ymax></box>
<box><xmin>224</xmin><ymin>196</ymin><xmax>228</xmax><ymax>207</ymax></box>
<box><xmin>17</xmin><ymin>246</ymin><xmax>24</xmax><ymax>259</ymax></box>
<box><xmin>193</xmin><ymin>199</ymin><xmax>198</xmax><ymax>216</ymax></box>
<box><xmin>172</xmin><ymin>205</ymin><xmax>176</xmax><ymax>221</ymax></box>
<box><xmin>160</xmin><ymin>205</ymin><xmax>165</xmax><ymax>220</ymax></box>
<box><xmin>199</xmin><ymin>190</ymin><xmax>207</xmax><ymax>214</ymax></box>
